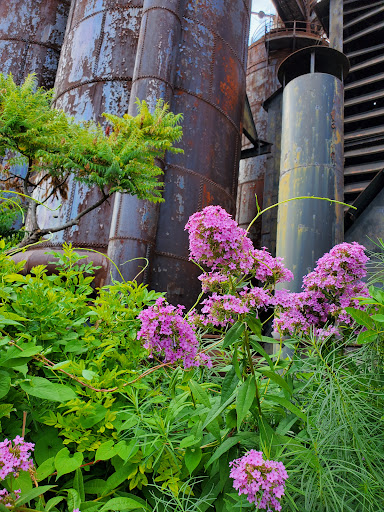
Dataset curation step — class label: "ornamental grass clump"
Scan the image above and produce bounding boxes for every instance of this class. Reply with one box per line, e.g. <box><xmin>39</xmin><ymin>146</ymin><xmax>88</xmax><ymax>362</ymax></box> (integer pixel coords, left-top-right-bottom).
<box><xmin>229</xmin><ymin>450</ymin><xmax>288</xmax><ymax>511</ymax></box>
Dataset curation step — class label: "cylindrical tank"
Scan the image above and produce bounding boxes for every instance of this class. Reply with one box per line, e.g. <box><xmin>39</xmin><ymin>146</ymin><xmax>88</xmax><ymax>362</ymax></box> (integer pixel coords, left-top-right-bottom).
<box><xmin>0</xmin><ymin>0</ymin><xmax>70</xmax><ymax>88</ymax></box>
<box><xmin>148</xmin><ymin>0</ymin><xmax>252</xmax><ymax>306</ymax></box>
<box><xmin>35</xmin><ymin>0</ymin><xmax>144</xmax><ymax>253</ymax></box>
<box><xmin>276</xmin><ymin>46</ymin><xmax>349</xmax><ymax>291</ymax></box>
<box><xmin>108</xmin><ymin>0</ymin><xmax>185</xmax><ymax>284</ymax></box>
<box><xmin>237</xmin><ymin>36</ymin><xmax>290</xmax><ymax>246</ymax></box>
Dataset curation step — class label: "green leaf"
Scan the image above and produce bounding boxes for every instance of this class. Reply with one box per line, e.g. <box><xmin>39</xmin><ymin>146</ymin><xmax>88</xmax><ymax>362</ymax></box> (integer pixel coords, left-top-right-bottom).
<box><xmin>83</xmin><ymin>479</ymin><xmax>106</xmax><ymax>495</ymax></box>
<box><xmin>82</xmin><ymin>369</ymin><xmax>97</xmax><ymax>380</ymax></box>
<box><xmin>245</xmin><ymin>314</ymin><xmax>262</xmax><ymax>338</ymax></box>
<box><xmin>55</xmin><ymin>448</ymin><xmax>83</xmax><ymax>479</ymax></box>
<box><xmin>189</xmin><ymin>379</ymin><xmax>211</xmax><ymax>408</ymax></box>
<box><xmin>74</xmin><ymin>468</ymin><xmax>85</xmax><ymax>503</ymax></box>
<box><xmin>100</xmin><ymin>497</ymin><xmax>149</xmax><ymax>511</ymax></box>
<box><xmin>0</xmin><ymin>371</ymin><xmax>11</xmax><ymax>399</ymax></box>
<box><xmin>185</xmin><ymin>447</ymin><xmax>202</xmax><ymax>474</ymax></box>
<box><xmin>180</xmin><ymin>435</ymin><xmax>199</xmax><ymax>449</ymax></box>
<box><xmin>0</xmin><ymin>403</ymin><xmax>13</xmax><ymax>419</ymax></box>
<box><xmin>102</xmin><ymin>462</ymin><xmax>136</xmax><ymax>494</ymax></box>
<box><xmin>236</xmin><ymin>376</ymin><xmax>256</xmax><ymax>429</ymax></box>
<box><xmin>222</xmin><ymin>321</ymin><xmax>245</xmax><ymax>348</ymax></box>
<box><xmin>257</xmin><ymin>368</ymin><xmax>292</xmax><ymax>395</ymax></box>
<box><xmin>20</xmin><ymin>376</ymin><xmax>76</xmax><ymax>403</ymax></box>
<box><xmin>203</xmin><ymin>393</ymin><xmax>237</xmax><ymax>429</ymax></box>
<box><xmin>221</xmin><ymin>366</ymin><xmax>239</xmax><ymax>405</ymax></box>
<box><xmin>95</xmin><ymin>440</ymin><xmax>116</xmax><ymax>461</ymax></box>
<box><xmin>264</xmin><ymin>395</ymin><xmax>307</xmax><ymax>422</ymax></box>
<box><xmin>345</xmin><ymin>307</ymin><xmax>374</xmax><ymax>329</ymax></box>
<box><xmin>357</xmin><ymin>330</ymin><xmax>377</xmax><ymax>344</ymax></box>
<box><xmin>67</xmin><ymin>489</ymin><xmax>81</xmax><ymax>512</ymax></box>
<box><xmin>45</xmin><ymin>496</ymin><xmax>64</xmax><ymax>512</ymax></box>
<box><xmin>249</xmin><ymin>337</ymin><xmax>274</xmax><ymax>370</ymax></box>
<box><xmin>371</xmin><ymin>314</ymin><xmax>384</xmax><ymax>323</ymax></box>
<box><xmin>206</xmin><ymin>436</ymin><xmax>240</xmax><ymax>467</ymax></box>
<box><xmin>15</xmin><ymin>485</ymin><xmax>55</xmax><ymax>506</ymax></box>
<box><xmin>36</xmin><ymin>457</ymin><xmax>55</xmax><ymax>481</ymax></box>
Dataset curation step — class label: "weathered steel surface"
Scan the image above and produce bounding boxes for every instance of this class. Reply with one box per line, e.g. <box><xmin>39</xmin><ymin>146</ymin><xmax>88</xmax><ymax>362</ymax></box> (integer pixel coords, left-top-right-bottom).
<box><xmin>276</xmin><ymin>70</ymin><xmax>344</xmax><ymax>291</ymax></box>
<box><xmin>237</xmin><ymin>35</ymin><xmax>291</xmax><ymax>246</ymax></box>
<box><xmin>147</xmin><ymin>0</ymin><xmax>252</xmax><ymax>306</ymax></box>
<box><xmin>0</xmin><ymin>0</ymin><xmax>70</xmax><ymax>88</ymax></box>
<box><xmin>329</xmin><ymin>0</ymin><xmax>343</xmax><ymax>52</ymax></box>
<box><xmin>108</xmin><ymin>0</ymin><xmax>185</xmax><ymax>284</ymax></box>
<box><xmin>36</xmin><ymin>0</ymin><xmax>144</xmax><ymax>253</ymax></box>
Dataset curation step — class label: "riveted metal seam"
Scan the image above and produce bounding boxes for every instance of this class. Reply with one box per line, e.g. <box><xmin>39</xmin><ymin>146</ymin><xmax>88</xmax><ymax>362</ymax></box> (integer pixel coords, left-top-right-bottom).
<box><xmin>232</xmin><ymin>136</ymin><xmax>239</xmax><ymax>198</ymax></box>
<box><xmin>209</xmin><ymin>34</ymin><xmax>216</xmax><ymax>101</ymax></box>
<box><xmin>175</xmin><ymin>86</ymin><xmax>241</xmax><ymax>137</ymax></box>
<box><xmin>70</xmin><ymin>4</ymin><xmax>141</xmax><ymax>33</ymax></box>
<box><xmin>37</xmin><ymin>241</ymin><xmax>108</xmax><ymax>248</ymax></box>
<box><xmin>142</xmin><ymin>5</ymin><xmax>182</xmax><ymax>25</ymax></box>
<box><xmin>63</xmin><ymin>180</ymin><xmax>77</xmax><ymax>240</ymax></box>
<box><xmin>183</xmin><ymin>15</ymin><xmax>246</xmax><ymax>76</ymax></box>
<box><xmin>154</xmin><ymin>250</ymin><xmax>189</xmax><ymax>262</ymax></box>
<box><xmin>136</xmin><ymin>7</ymin><xmax>148</xmax><ymax>79</ymax></box>
<box><xmin>198</xmin><ymin>179</ymin><xmax>203</xmax><ymax>210</ymax></box>
<box><xmin>0</xmin><ymin>36</ymin><xmax>61</xmax><ymax>52</ymax></box>
<box><xmin>52</xmin><ymin>76</ymin><xmax>133</xmax><ymax>104</ymax></box>
<box><xmin>167</xmin><ymin>163</ymin><xmax>235</xmax><ymax>204</ymax></box>
<box><xmin>134</xmin><ymin>74</ymin><xmax>174</xmax><ymax>92</ymax></box>
<box><xmin>93</xmin><ymin>10</ymin><xmax>107</xmax><ymax>74</ymax></box>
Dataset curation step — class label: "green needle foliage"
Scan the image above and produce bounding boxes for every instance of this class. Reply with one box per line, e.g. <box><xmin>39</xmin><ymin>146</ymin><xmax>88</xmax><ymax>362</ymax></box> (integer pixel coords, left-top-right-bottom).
<box><xmin>0</xmin><ymin>73</ymin><xmax>183</xmax><ymax>246</ymax></box>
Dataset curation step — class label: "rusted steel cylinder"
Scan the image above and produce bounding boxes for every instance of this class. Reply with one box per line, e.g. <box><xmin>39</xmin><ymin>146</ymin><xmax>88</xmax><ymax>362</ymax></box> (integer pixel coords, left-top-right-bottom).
<box><xmin>148</xmin><ymin>0</ymin><xmax>252</xmax><ymax>306</ymax></box>
<box><xmin>107</xmin><ymin>0</ymin><xmax>185</xmax><ymax>283</ymax></box>
<box><xmin>276</xmin><ymin>47</ymin><xmax>349</xmax><ymax>292</ymax></box>
<box><xmin>36</xmin><ymin>0</ymin><xmax>143</xmax><ymax>253</ymax></box>
<box><xmin>0</xmin><ymin>0</ymin><xmax>70</xmax><ymax>89</ymax></box>
<box><xmin>329</xmin><ymin>0</ymin><xmax>343</xmax><ymax>53</ymax></box>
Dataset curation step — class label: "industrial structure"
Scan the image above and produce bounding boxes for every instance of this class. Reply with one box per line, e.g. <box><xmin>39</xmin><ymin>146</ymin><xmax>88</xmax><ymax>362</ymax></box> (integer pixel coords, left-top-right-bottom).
<box><xmin>1</xmin><ymin>0</ymin><xmax>383</xmax><ymax>303</ymax></box>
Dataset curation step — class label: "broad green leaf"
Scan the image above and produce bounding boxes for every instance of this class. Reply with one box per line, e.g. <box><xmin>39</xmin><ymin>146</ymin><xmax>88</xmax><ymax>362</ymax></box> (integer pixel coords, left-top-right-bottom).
<box><xmin>0</xmin><ymin>404</ymin><xmax>13</xmax><ymax>419</ymax></box>
<box><xmin>257</xmin><ymin>368</ymin><xmax>292</xmax><ymax>395</ymax></box>
<box><xmin>0</xmin><ymin>371</ymin><xmax>11</xmax><ymax>399</ymax></box>
<box><xmin>67</xmin><ymin>489</ymin><xmax>81</xmax><ymax>512</ymax></box>
<box><xmin>36</xmin><ymin>457</ymin><xmax>55</xmax><ymax>481</ymax></box>
<box><xmin>95</xmin><ymin>440</ymin><xmax>116</xmax><ymax>461</ymax></box>
<box><xmin>180</xmin><ymin>435</ymin><xmax>199</xmax><ymax>449</ymax></box>
<box><xmin>20</xmin><ymin>376</ymin><xmax>76</xmax><ymax>403</ymax></box>
<box><xmin>206</xmin><ymin>417</ymin><xmax>221</xmax><ymax>442</ymax></box>
<box><xmin>245</xmin><ymin>314</ymin><xmax>262</xmax><ymax>338</ymax></box>
<box><xmin>249</xmin><ymin>337</ymin><xmax>274</xmax><ymax>370</ymax></box>
<box><xmin>221</xmin><ymin>366</ymin><xmax>239</xmax><ymax>405</ymax></box>
<box><xmin>371</xmin><ymin>314</ymin><xmax>384</xmax><ymax>323</ymax></box>
<box><xmin>45</xmin><ymin>496</ymin><xmax>64</xmax><ymax>512</ymax></box>
<box><xmin>185</xmin><ymin>447</ymin><xmax>202</xmax><ymax>474</ymax></box>
<box><xmin>222</xmin><ymin>321</ymin><xmax>245</xmax><ymax>348</ymax></box>
<box><xmin>15</xmin><ymin>485</ymin><xmax>55</xmax><ymax>506</ymax></box>
<box><xmin>100</xmin><ymin>497</ymin><xmax>149</xmax><ymax>511</ymax></box>
<box><xmin>74</xmin><ymin>468</ymin><xmax>85</xmax><ymax>503</ymax></box>
<box><xmin>264</xmin><ymin>395</ymin><xmax>307</xmax><ymax>422</ymax></box>
<box><xmin>357</xmin><ymin>330</ymin><xmax>377</xmax><ymax>344</ymax></box>
<box><xmin>82</xmin><ymin>369</ymin><xmax>97</xmax><ymax>380</ymax></box>
<box><xmin>83</xmin><ymin>479</ymin><xmax>106</xmax><ymax>495</ymax></box>
<box><xmin>189</xmin><ymin>379</ymin><xmax>211</xmax><ymax>408</ymax></box>
<box><xmin>203</xmin><ymin>393</ymin><xmax>237</xmax><ymax>429</ymax></box>
<box><xmin>345</xmin><ymin>307</ymin><xmax>374</xmax><ymax>329</ymax></box>
<box><xmin>102</xmin><ymin>462</ymin><xmax>136</xmax><ymax>494</ymax></box>
<box><xmin>206</xmin><ymin>436</ymin><xmax>240</xmax><ymax>467</ymax></box>
<box><xmin>55</xmin><ymin>448</ymin><xmax>83</xmax><ymax>479</ymax></box>
<box><xmin>236</xmin><ymin>376</ymin><xmax>256</xmax><ymax>429</ymax></box>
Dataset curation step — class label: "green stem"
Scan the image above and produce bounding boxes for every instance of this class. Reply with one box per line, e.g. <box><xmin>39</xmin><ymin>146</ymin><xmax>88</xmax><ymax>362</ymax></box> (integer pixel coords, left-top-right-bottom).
<box><xmin>244</xmin><ymin>330</ymin><xmax>262</xmax><ymax>415</ymax></box>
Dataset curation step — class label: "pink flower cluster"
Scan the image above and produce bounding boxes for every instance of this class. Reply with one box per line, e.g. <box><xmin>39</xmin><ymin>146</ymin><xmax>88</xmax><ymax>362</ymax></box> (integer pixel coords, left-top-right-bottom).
<box><xmin>229</xmin><ymin>450</ymin><xmax>288</xmax><ymax>511</ymax></box>
<box><xmin>185</xmin><ymin>205</ymin><xmax>254</xmax><ymax>274</ymax></box>
<box><xmin>0</xmin><ymin>436</ymin><xmax>34</xmax><ymax>481</ymax></box>
<box><xmin>253</xmin><ymin>248</ymin><xmax>294</xmax><ymax>285</ymax></box>
<box><xmin>199</xmin><ymin>288</ymin><xmax>271</xmax><ymax>328</ymax></box>
<box><xmin>274</xmin><ymin>242</ymin><xmax>370</xmax><ymax>338</ymax></box>
<box><xmin>0</xmin><ymin>488</ymin><xmax>21</xmax><ymax>508</ymax></box>
<box><xmin>137</xmin><ymin>298</ymin><xmax>211</xmax><ymax>369</ymax></box>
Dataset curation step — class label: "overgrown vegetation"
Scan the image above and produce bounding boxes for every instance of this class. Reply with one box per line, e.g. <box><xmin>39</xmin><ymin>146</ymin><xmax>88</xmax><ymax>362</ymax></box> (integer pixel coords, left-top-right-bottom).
<box><xmin>0</xmin><ymin>73</ymin><xmax>183</xmax><ymax>247</ymax></box>
<box><xmin>0</xmin><ymin>205</ymin><xmax>383</xmax><ymax>511</ymax></box>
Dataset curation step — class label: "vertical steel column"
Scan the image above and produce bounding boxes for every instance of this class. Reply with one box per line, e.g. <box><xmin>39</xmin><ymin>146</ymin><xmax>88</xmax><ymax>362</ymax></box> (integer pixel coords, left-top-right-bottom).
<box><xmin>329</xmin><ymin>0</ymin><xmax>343</xmax><ymax>52</ymax></box>
<box><xmin>107</xmin><ymin>0</ymin><xmax>185</xmax><ymax>284</ymax></box>
<box><xmin>0</xmin><ymin>0</ymin><xmax>70</xmax><ymax>89</ymax></box>
<box><xmin>276</xmin><ymin>47</ymin><xmax>349</xmax><ymax>291</ymax></box>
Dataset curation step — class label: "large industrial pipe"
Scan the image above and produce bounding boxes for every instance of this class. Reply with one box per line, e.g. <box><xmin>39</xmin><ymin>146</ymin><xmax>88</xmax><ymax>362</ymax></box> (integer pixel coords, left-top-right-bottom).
<box><xmin>0</xmin><ymin>0</ymin><xmax>70</xmax><ymax>88</ymax></box>
<box><xmin>276</xmin><ymin>46</ymin><xmax>349</xmax><ymax>291</ymax></box>
<box><xmin>107</xmin><ymin>0</ymin><xmax>185</xmax><ymax>284</ymax></box>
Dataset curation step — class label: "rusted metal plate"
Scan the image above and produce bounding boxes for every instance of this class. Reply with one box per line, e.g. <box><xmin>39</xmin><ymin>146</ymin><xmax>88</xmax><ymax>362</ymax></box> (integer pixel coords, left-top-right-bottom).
<box><xmin>0</xmin><ymin>0</ymin><xmax>70</xmax><ymax>88</ymax></box>
<box><xmin>276</xmin><ymin>72</ymin><xmax>344</xmax><ymax>291</ymax></box>
<box><xmin>36</xmin><ymin>0</ymin><xmax>144</xmax><ymax>252</ymax></box>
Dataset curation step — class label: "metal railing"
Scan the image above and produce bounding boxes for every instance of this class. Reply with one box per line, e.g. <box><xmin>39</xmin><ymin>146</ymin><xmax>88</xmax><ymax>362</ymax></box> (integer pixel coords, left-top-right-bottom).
<box><xmin>251</xmin><ymin>19</ymin><xmax>327</xmax><ymax>45</ymax></box>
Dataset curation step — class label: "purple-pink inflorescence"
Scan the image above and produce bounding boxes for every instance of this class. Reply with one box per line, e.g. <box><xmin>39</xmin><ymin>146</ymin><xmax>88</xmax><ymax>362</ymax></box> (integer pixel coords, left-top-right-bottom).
<box><xmin>137</xmin><ymin>297</ymin><xmax>211</xmax><ymax>369</ymax></box>
<box><xmin>0</xmin><ymin>488</ymin><xmax>21</xmax><ymax>508</ymax></box>
<box><xmin>0</xmin><ymin>436</ymin><xmax>34</xmax><ymax>481</ymax></box>
<box><xmin>229</xmin><ymin>450</ymin><xmax>288</xmax><ymax>511</ymax></box>
<box><xmin>274</xmin><ymin>242</ymin><xmax>370</xmax><ymax>339</ymax></box>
